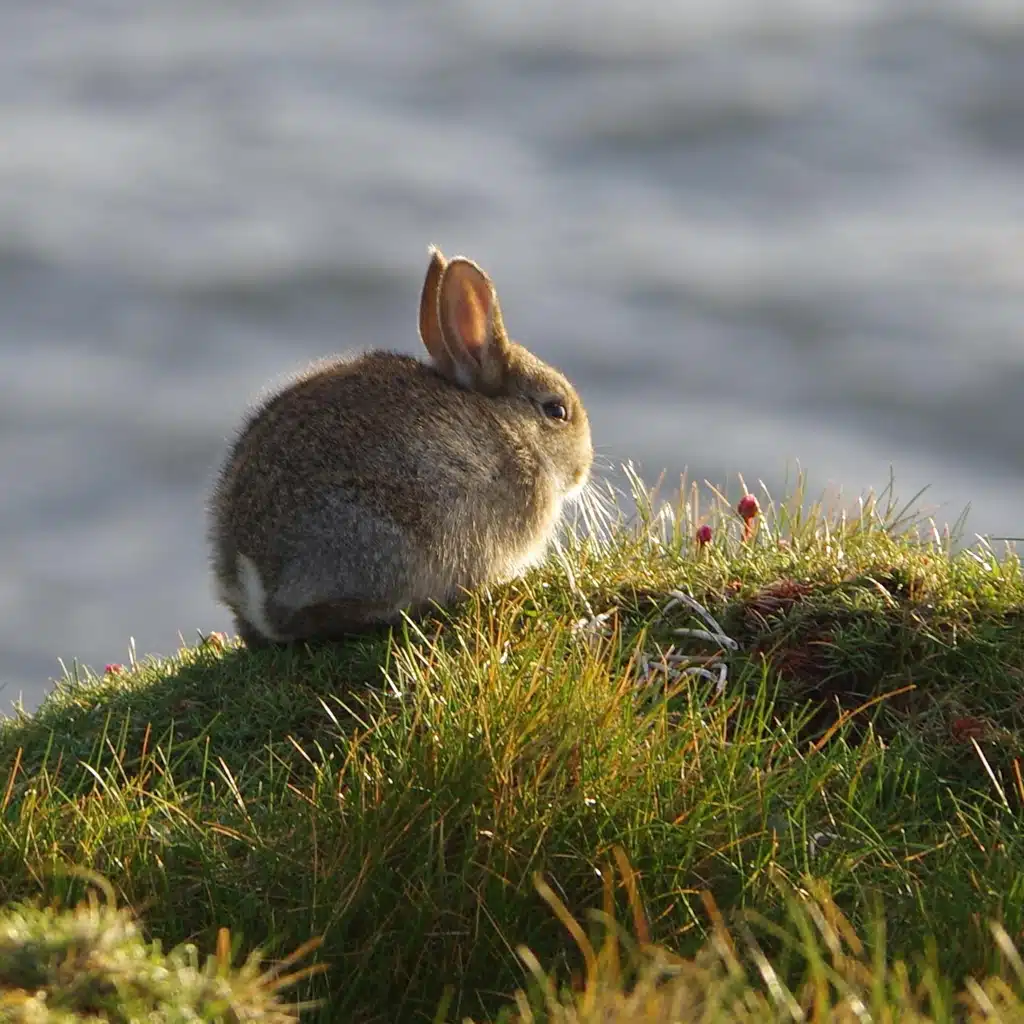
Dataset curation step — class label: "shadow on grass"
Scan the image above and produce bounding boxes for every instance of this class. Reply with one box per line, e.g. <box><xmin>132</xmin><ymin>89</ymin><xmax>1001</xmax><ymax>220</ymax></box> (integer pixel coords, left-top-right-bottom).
<box><xmin>0</xmin><ymin>624</ymin><xmax>408</xmax><ymax>797</ymax></box>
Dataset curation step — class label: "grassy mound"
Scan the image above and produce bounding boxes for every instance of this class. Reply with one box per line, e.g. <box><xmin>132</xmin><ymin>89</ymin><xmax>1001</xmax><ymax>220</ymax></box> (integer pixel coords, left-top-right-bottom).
<box><xmin>1</xmin><ymin>473</ymin><xmax>1023</xmax><ymax>1020</ymax></box>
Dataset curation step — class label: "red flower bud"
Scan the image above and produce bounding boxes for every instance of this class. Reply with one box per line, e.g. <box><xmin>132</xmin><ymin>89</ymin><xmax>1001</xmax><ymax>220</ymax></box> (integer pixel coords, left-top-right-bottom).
<box><xmin>104</xmin><ymin>664</ymin><xmax>124</xmax><ymax>676</ymax></box>
<box><xmin>737</xmin><ymin>494</ymin><xmax>760</xmax><ymax>522</ymax></box>
<box><xmin>696</xmin><ymin>525</ymin><xmax>713</xmax><ymax>547</ymax></box>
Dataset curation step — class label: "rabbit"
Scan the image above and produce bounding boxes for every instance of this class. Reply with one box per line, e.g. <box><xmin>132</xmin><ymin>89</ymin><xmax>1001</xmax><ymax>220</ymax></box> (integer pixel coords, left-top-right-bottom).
<box><xmin>208</xmin><ymin>246</ymin><xmax>594</xmax><ymax>648</ymax></box>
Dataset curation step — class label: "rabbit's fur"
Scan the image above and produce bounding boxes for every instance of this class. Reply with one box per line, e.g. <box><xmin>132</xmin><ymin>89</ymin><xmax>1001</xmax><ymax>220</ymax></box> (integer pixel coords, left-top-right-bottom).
<box><xmin>209</xmin><ymin>247</ymin><xmax>593</xmax><ymax>647</ymax></box>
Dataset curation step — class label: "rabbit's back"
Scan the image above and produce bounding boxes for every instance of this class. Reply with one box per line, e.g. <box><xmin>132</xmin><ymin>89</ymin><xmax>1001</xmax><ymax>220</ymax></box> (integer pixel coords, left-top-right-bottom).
<box><xmin>215</xmin><ymin>352</ymin><xmax>552</xmax><ymax>552</ymax></box>
<box><xmin>211</xmin><ymin>351</ymin><xmax>558</xmax><ymax>641</ymax></box>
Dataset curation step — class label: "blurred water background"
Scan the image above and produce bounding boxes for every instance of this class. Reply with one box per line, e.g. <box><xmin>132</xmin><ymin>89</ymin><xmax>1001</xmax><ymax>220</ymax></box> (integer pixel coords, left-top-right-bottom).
<box><xmin>2</xmin><ymin>1</ymin><xmax>1023</xmax><ymax>711</ymax></box>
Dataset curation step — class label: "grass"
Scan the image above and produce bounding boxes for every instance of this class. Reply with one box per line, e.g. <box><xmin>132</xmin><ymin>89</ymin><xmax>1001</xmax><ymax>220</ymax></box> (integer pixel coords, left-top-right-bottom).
<box><xmin>0</xmin><ymin>884</ymin><xmax>323</xmax><ymax>1022</ymax></box>
<box><xmin>1</xmin><ymin>469</ymin><xmax>1023</xmax><ymax>1021</ymax></box>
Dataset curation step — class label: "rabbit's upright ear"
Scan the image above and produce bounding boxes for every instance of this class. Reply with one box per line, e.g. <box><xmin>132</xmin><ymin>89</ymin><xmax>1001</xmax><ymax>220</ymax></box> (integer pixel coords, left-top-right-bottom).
<box><xmin>419</xmin><ymin>246</ymin><xmax>455</xmax><ymax>378</ymax></box>
<box><xmin>438</xmin><ymin>257</ymin><xmax>511</xmax><ymax>393</ymax></box>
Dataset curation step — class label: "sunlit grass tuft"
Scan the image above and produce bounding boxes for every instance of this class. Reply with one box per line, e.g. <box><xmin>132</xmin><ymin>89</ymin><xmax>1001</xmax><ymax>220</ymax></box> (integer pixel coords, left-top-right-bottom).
<box><xmin>0</xmin><ymin>876</ymin><xmax>322</xmax><ymax>1022</ymax></box>
<box><xmin>489</xmin><ymin>859</ymin><xmax>1024</xmax><ymax>1023</ymax></box>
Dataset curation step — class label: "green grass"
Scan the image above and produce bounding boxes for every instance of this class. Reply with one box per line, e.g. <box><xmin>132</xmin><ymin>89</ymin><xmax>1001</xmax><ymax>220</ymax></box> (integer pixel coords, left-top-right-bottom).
<box><xmin>1</xmin><ymin>471</ymin><xmax>1024</xmax><ymax>1021</ymax></box>
<box><xmin>0</xmin><ymin>887</ymin><xmax>322</xmax><ymax>1022</ymax></box>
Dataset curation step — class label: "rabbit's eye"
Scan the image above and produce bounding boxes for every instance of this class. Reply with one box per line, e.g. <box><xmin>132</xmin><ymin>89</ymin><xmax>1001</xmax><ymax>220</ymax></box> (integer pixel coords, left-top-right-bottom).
<box><xmin>542</xmin><ymin>400</ymin><xmax>568</xmax><ymax>421</ymax></box>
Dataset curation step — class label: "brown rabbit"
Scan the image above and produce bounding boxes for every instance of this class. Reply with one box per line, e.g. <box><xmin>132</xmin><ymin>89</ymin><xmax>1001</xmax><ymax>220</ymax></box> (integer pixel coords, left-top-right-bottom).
<box><xmin>209</xmin><ymin>246</ymin><xmax>593</xmax><ymax>647</ymax></box>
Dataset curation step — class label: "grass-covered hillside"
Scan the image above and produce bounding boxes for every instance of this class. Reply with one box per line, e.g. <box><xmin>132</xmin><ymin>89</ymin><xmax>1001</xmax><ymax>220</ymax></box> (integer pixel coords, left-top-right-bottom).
<box><xmin>2</xmin><ymin>473</ymin><xmax>1024</xmax><ymax>1021</ymax></box>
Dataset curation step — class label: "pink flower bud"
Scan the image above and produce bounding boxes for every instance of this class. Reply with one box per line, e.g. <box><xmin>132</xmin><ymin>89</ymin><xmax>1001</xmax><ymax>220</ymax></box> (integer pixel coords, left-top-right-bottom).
<box><xmin>737</xmin><ymin>494</ymin><xmax>760</xmax><ymax>522</ymax></box>
<box><xmin>104</xmin><ymin>664</ymin><xmax>124</xmax><ymax>676</ymax></box>
<box><xmin>696</xmin><ymin>524</ymin><xmax>713</xmax><ymax>547</ymax></box>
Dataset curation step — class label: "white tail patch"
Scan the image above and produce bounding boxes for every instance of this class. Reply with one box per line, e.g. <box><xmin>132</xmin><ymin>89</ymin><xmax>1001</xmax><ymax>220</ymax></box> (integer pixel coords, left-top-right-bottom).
<box><xmin>237</xmin><ymin>555</ymin><xmax>287</xmax><ymax>642</ymax></box>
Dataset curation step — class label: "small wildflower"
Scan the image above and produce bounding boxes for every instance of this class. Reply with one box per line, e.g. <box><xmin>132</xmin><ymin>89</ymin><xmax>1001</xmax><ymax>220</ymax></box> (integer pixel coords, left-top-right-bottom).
<box><xmin>738</xmin><ymin>493</ymin><xmax>760</xmax><ymax>522</ymax></box>
<box><xmin>104</xmin><ymin>664</ymin><xmax>124</xmax><ymax>676</ymax></box>
<box><xmin>738</xmin><ymin>493</ymin><xmax>761</xmax><ymax>541</ymax></box>
<box><xmin>696</xmin><ymin>524</ymin><xmax>713</xmax><ymax>547</ymax></box>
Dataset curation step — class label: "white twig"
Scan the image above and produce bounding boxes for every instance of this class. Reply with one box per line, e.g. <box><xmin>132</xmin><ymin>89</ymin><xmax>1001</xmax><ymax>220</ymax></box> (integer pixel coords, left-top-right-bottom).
<box><xmin>635</xmin><ymin>589</ymin><xmax>739</xmax><ymax>697</ymax></box>
<box><xmin>672</xmin><ymin>627</ymin><xmax>739</xmax><ymax>650</ymax></box>
<box><xmin>666</xmin><ymin>590</ymin><xmax>728</xmax><ymax>638</ymax></box>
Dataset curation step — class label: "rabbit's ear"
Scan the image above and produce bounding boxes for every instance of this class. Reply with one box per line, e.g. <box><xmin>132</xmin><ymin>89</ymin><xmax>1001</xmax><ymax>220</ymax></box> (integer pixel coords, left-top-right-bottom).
<box><xmin>418</xmin><ymin>246</ymin><xmax>455</xmax><ymax>377</ymax></box>
<box><xmin>438</xmin><ymin>257</ymin><xmax>510</xmax><ymax>393</ymax></box>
